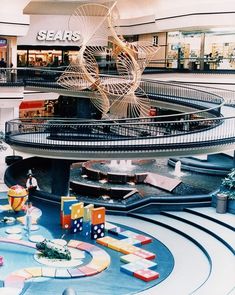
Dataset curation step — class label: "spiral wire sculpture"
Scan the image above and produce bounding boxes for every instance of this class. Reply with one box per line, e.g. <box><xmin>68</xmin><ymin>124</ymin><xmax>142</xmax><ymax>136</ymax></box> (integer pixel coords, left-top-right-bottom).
<box><xmin>57</xmin><ymin>2</ymin><xmax>160</xmax><ymax>118</ymax></box>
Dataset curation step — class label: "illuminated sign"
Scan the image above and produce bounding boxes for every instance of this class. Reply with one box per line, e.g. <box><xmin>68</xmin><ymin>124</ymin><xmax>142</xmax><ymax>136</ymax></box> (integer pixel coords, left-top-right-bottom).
<box><xmin>0</xmin><ymin>38</ymin><xmax>7</xmax><ymax>47</ymax></box>
<box><xmin>36</xmin><ymin>30</ymin><xmax>81</xmax><ymax>42</ymax></box>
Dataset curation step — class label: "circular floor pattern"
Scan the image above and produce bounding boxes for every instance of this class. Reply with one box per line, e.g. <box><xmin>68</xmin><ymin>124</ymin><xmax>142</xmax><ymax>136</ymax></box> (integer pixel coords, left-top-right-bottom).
<box><xmin>5</xmin><ymin>227</ymin><xmax>22</xmax><ymax>234</ymax></box>
<box><xmin>29</xmin><ymin>235</ymin><xmax>45</xmax><ymax>243</ymax></box>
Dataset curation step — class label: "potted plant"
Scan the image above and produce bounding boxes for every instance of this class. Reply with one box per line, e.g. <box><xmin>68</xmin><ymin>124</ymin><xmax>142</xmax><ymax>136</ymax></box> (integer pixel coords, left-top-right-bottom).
<box><xmin>218</xmin><ymin>168</ymin><xmax>235</xmax><ymax>214</ymax></box>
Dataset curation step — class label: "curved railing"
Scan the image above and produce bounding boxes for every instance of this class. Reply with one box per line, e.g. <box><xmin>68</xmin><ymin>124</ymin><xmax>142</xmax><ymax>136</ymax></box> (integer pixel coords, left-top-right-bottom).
<box><xmin>3</xmin><ymin>67</ymin><xmax>235</xmax><ymax>158</ymax></box>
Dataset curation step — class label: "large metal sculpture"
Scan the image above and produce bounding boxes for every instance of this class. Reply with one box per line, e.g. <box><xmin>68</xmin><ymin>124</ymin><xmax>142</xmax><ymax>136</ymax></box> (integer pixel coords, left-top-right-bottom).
<box><xmin>57</xmin><ymin>2</ymin><xmax>159</xmax><ymax>118</ymax></box>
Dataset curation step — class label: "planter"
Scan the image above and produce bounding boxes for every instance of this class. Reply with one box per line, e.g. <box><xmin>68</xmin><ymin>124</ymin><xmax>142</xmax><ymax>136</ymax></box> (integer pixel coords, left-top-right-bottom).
<box><xmin>5</xmin><ymin>155</ymin><xmax>23</xmax><ymax>166</ymax></box>
<box><xmin>216</xmin><ymin>193</ymin><xmax>228</xmax><ymax>214</ymax></box>
<box><xmin>228</xmin><ymin>199</ymin><xmax>235</xmax><ymax>214</ymax></box>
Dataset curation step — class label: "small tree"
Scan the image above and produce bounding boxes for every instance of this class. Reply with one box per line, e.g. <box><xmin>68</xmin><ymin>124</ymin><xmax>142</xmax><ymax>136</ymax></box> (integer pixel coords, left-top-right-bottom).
<box><xmin>221</xmin><ymin>168</ymin><xmax>235</xmax><ymax>200</ymax></box>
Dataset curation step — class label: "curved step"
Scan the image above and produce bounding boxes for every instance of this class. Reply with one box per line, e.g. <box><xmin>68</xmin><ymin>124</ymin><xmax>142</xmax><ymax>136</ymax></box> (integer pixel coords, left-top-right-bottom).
<box><xmin>130</xmin><ymin>213</ymin><xmax>235</xmax><ymax>295</ymax></box>
<box><xmin>107</xmin><ymin>215</ymin><xmax>210</xmax><ymax>295</ymax></box>
<box><xmin>161</xmin><ymin>211</ymin><xmax>235</xmax><ymax>254</ymax></box>
<box><xmin>184</xmin><ymin>207</ymin><xmax>235</xmax><ymax>231</ymax></box>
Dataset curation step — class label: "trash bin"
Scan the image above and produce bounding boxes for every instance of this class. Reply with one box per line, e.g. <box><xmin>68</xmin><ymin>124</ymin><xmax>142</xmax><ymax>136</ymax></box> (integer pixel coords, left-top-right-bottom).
<box><xmin>216</xmin><ymin>193</ymin><xmax>228</xmax><ymax>214</ymax></box>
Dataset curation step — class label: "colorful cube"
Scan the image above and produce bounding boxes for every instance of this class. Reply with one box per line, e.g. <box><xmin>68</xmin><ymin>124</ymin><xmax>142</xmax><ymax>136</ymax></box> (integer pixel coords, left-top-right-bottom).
<box><xmin>134</xmin><ymin>269</ymin><xmax>160</xmax><ymax>282</ymax></box>
<box><xmin>63</xmin><ymin>199</ymin><xmax>78</xmax><ymax>216</ymax></box>
<box><xmin>61</xmin><ymin>196</ymin><xmax>76</xmax><ymax>211</ymax></box>
<box><xmin>96</xmin><ymin>236</ymin><xmax>117</xmax><ymax>246</ymax></box>
<box><xmin>121</xmin><ymin>237</ymin><xmax>142</xmax><ymax>246</ymax></box>
<box><xmin>91</xmin><ymin>223</ymin><xmax>105</xmax><ymax>240</ymax></box>
<box><xmin>108</xmin><ymin>226</ymin><xmax>126</xmax><ymax>236</ymax></box>
<box><xmin>120</xmin><ymin>254</ymin><xmax>142</xmax><ymax>264</ymax></box>
<box><xmin>71</xmin><ymin>202</ymin><xmax>84</xmax><ymax>220</ymax></box>
<box><xmin>84</xmin><ymin>204</ymin><xmax>94</xmax><ymax>222</ymax></box>
<box><xmin>134</xmin><ymin>249</ymin><xmax>156</xmax><ymax>260</ymax></box>
<box><xmin>81</xmin><ymin>221</ymin><xmax>91</xmax><ymax>238</ymax></box>
<box><xmin>61</xmin><ymin>214</ymin><xmax>71</xmax><ymax>229</ymax></box>
<box><xmin>71</xmin><ymin>217</ymin><xmax>83</xmax><ymax>234</ymax></box>
<box><xmin>135</xmin><ymin>234</ymin><xmax>152</xmax><ymax>245</ymax></box>
<box><xmin>91</xmin><ymin>207</ymin><xmax>105</xmax><ymax>225</ymax></box>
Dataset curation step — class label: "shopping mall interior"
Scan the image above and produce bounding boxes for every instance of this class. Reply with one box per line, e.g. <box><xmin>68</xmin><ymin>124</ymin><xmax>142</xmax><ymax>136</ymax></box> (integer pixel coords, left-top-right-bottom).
<box><xmin>0</xmin><ymin>1</ymin><xmax>235</xmax><ymax>294</ymax></box>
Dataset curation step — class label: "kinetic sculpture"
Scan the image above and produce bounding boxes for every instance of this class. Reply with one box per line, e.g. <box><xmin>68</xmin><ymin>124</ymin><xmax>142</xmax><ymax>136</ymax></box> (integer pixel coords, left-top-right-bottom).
<box><xmin>57</xmin><ymin>2</ymin><xmax>159</xmax><ymax>118</ymax></box>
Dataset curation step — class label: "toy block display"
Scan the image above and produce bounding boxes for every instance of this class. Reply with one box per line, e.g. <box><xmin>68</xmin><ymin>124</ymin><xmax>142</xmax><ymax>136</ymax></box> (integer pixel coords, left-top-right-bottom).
<box><xmin>107</xmin><ymin>240</ymin><xmax>129</xmax><ymax>252</ymax></box>
<box><xmin>61</xmin><ymin>214</ymin><xmax>71</xmax><ymax>229</ymax></box>
<box><xmin>134</xmin><ymin>269</ymin><xmax>160</xmax><ymax>282</ymax></box>
<box><xmin>91</xmin><ymin>223</ymin><xmax>105</xmax><ymax>240</ymax></box>
<box><xmin>118</xmin><ymin>244</ymin><xmax>139</xmax><ymax>255</ymax></box>
<box><xmin>67</xmin><ymin>240</ymin><xmax>83</xmax><ymax>248</ymax></box>
<box><xmin>105</xmin><ymin>222</ymin><xmax>117</xmax><ymax>232</ymax></box>
<box><xmin>41</xmin><ymin>267</ymin><xmax>56</xmax><ymax>277</ymax></box>
<box><xmin>91</xmin><ymin>207</ymin><xmax>105</xmax><ymax>225</ymax></box>
<box><xmin>81</xmin><ymin>221</ymin><xmax>91</xmax><ymax>238</ymax></box>
<box><xmin>135</xmin><ymin>234</ymin><xmax>152</xmax><ymax>245</ymax></box>
<box><xmin>108</xmin><ymin>226</ymin><xmax>126</xmax><ymax>236</ymax></box>
<box><xmin>134</xmin><ymin>249</ymin><xmax>156</xmax><ymax>260</ymax></box>
<box><xmin>84</xmin><ymin>204</ymin><xmax>94</xmax><ymax>222</ymax></box>
<box><xmin>77</xmin><ymin>242</ymin><xmax>95</xmax><ymax>252</ymax></box>
<box><xmin>24</xmin><ymin>267</ymin><xmax>42</xmax><ymax>277</ymax></box>
<box><xmin>67</xmin><ymin>268</ymin><xmax>86</xmax><ymax>278</ymax></box>
<box><xmin>120</xmin><ymin>254</ymin><xmax>143</xmax><ymax>264</ymax></box>
<box><xmin>63</xmin><ymin>199</ymin><xmax>78</xmax><ymax>216</ymax></box>
<box><xmin>119</xmin><ymin>230</ymin><xmax>139</xmax><ymax>238</ymax></box>
<box><xmin>71</xmin><ymin>202</ymin><xmax>84</xmax><ymax>220</ymax></box>
<box><xmin>121</xmin><ymin>259</ymin><xmax>157</xmax><ymax>276</ymax></box>
<box><xmin>71</xmin><ymin>218</ymin><xmax>83</xmax><ymax>234</ymax></box>
<box><xmin>121</xmin><ymin>237</ymin><xmax>142</xmax><ymax>246</ymax></box>
<box><xmin>61</xmin><ymin>196</ymin><xmax>76</xmax><ymax>211</ymax></box>
<box><xmin>96</xmin><ymin>236</ymin><xmax>117</xmax><ymax>246</ymax></box>
<box><xmin>120</xmin><ymin>262</ymin><xmax>144</xmax><ymax>275</ymax></box>
<box><xmin>13</xmin><ymin>270</ymin><xmax>33</xmax><ymax>280</ymax></box>
<box><xmin>78</xmin><ymin>265</ymin><xmax>99</xmax><ymax>276</ymax></box>
<box><xmin>55</xmin><ymin>268</ymin><xmax>71</xmax><ymax>278</ymax></box>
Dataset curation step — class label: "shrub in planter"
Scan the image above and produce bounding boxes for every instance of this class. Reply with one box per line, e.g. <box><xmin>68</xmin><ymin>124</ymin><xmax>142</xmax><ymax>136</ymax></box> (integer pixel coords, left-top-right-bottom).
<box><xmin>221</xmin><ymin>168</ymin><xmax>235</xmax><ymax>200</ymax></box>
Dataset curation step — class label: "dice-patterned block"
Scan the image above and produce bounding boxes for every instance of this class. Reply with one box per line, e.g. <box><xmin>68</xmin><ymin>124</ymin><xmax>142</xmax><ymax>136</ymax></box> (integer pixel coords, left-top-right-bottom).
<box><xmin>91</xmin><ymin>207</ymin><xmax>105</xmax><ymax>225</ymax></box>
<box><xmin>108</xmin><ymin>226</ymin><xmax>126</xmax><ymax>237</ymax></box>
<box><xmin>96</xmin><ymin>236</ymin><xmax>117</xmax><ymax>246</ymax></box>
<box><xmin>61</xmin><ymin>196</ymin><xmax>76</xmax><ymax>211</ymax></box>
<box><xmin>120</xmin><ymin>253</ymin><xmax>142</xmax><ymax>264</ymax></box>
<box><xmin>63</xmin><ymin>199</ymin><xmax>78</xmax><ymax>216</ymax></box>
<box><xmin>71</xmin><ymin>218</ymin><xmax>83</xmax><ymax>234</ymax></box>
<box><xmin>135</xmin><ymin>234</ymin><xmax>152</xmax><ymax>245</ymax></box>
<box><xmin>61</xmin><ymin>214</ymin><xmax>71</xmax><ymax>229</ymax></box>
<box><xmin>71</xmin><ymin>202</ymin><xmax>84</xmax><ymax>220</ymax></box>
<box><xmin>134</xmin><ymin>269</ymin><xmax>160</xmax><ymax>282</ymax></box>
<box><xmin>134</xmin><ymin>249</ymin><xmax>156</xmax><ymax>260</ymax></box>
<box><xmin>81</xmin><ymin>221</ymin><xmax>91</xmax><ymax>238</ymax></box>
<box><xmin>84</xmin><ymin>204</ymin><xmax>94</xmax><ymax>222</ymax></box>
<box><xmin>91</xmin><ymin>223</ymin><xmax>105</xmax><ymax>240</ymax></box>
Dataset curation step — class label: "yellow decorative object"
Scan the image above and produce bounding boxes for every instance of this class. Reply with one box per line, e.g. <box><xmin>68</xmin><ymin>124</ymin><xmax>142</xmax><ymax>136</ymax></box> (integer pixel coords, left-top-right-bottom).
<box><xmin>8</xmin><ymin>185</ymin><xmax>28</xmax><ymax>212</ymax></box>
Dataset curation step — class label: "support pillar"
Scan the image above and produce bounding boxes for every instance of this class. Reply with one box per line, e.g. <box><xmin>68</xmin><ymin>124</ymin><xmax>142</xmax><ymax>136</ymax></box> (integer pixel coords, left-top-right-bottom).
<box><xmin>200</xmin><ymin>33</ymin><xmax>205</xmax><ymax>71</ymax></box>
<box><xmin>51</xmin><ymin>159</ymin><xmax>71</xmax><ymax>196</ymax></box>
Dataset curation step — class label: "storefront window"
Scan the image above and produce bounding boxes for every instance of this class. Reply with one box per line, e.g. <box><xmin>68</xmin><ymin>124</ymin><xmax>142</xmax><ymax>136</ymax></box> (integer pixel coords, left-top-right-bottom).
<box><xmin>167</xmin><ymin>32</ymin><xmax>201</xmax><ymax>70</ymax></box>
<box><xmin>205</xmin><ymin>33</ymin><xmax>235</xmax><ymax>70</ymax></box>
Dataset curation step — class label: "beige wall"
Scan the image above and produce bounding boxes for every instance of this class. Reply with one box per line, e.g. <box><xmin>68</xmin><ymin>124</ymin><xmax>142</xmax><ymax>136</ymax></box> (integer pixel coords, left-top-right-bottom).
<box><xmin>138</xmin><ymin>32</ymin><xmax>167</xmax><ymax>67</ymax></box>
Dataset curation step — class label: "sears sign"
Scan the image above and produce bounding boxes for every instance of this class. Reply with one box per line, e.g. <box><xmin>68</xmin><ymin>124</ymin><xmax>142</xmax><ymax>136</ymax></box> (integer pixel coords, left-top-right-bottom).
<box><xmin>37</xmin><ymin>30</ymin><xmax>81</xmax><ymax>42</ymax></box>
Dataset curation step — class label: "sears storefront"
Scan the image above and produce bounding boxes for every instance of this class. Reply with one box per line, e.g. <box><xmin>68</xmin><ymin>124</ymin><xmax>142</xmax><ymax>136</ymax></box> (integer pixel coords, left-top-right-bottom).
<box><xmin>17</xmin><ymin>15</ymin><xmax>82</xmax><ymax>67</ymax></box>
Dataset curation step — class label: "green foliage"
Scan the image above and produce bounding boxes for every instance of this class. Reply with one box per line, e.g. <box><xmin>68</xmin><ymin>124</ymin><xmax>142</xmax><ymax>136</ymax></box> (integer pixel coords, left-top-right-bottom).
<box><xmin>221</xmin><ymin>168</ymin><xmax>235</xmax><ymax>200</ymax></box>
<box><xmin>36</xmin><ymin>239</ymin><xmax>71</xmax><ymax>260</ymax></box>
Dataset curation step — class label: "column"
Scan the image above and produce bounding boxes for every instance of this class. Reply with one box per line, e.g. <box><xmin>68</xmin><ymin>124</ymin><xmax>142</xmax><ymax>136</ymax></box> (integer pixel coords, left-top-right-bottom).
<box><xmin>51</xmin><ymin>159</ymin><xmax>71</xmax><ymax>196</ymax></box>
<box><xmin>200</xmin><ymin>33</ymin><xmax>205</xmax><ymax>71</ymax></box>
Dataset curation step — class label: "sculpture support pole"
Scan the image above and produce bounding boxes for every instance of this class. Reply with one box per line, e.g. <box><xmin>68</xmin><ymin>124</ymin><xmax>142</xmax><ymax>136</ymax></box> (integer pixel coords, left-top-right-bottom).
<box><xmin>51</xmin><ymin>159</ymin><xmax>71</xmax><ymax>196</ymax></box>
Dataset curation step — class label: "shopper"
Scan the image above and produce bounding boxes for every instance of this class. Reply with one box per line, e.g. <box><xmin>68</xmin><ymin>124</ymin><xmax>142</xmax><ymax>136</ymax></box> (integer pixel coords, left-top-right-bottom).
<box><xmin>26</xmin><ymin>172</ymin><xmax>38</xmax><ymax>198</ymax></box>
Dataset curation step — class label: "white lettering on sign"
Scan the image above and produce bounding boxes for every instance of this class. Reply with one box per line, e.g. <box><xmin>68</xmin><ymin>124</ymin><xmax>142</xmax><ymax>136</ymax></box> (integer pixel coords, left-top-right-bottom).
<box><xmin>37</xmin><ymin>30</ymin><xmax>81</xmax><ymax>42</ymax></box>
